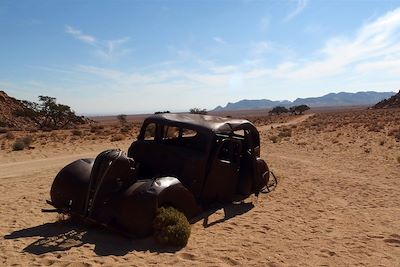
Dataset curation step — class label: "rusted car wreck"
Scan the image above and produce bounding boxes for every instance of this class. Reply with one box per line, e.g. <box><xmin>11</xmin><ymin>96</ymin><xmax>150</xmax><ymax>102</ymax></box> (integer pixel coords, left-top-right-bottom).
<box><xmin>47</xmin><ymin>113</ymin><xmax>274</xmax><ymax>237</ymax></box>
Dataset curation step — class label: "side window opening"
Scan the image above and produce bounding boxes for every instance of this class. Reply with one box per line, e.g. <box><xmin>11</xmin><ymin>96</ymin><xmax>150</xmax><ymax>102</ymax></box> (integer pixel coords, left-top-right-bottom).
<box><xmin>218</xmin><ymin>140</ymin><xmax>241</xmax><ymax>164</ymax></box>
<box><xmin>182</xmin><ymin>128</ymin><xmax>197</xmax><ymax>137</ymax></box>
<box><xmin>163</xmin><ymin>126</ymin><xmax>180</xmax><ymax>139</ymax></box>
<box><xmin>144</xmin><ymin>123</ymin><xmax>156</xmax><ymax>140</ymax></box>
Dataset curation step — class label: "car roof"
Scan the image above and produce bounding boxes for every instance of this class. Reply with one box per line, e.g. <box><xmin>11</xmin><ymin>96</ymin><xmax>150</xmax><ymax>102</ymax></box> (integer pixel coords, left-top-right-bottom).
<box><xmin>144</xmin><ymin>113</ymin><xmax>256</xmax><ymax>134</ymax></box>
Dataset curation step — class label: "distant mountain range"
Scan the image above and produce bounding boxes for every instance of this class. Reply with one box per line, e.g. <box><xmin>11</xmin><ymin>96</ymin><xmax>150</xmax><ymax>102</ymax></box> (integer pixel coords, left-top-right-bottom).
<box><xmin>213</xmin><ymin>91</ymin><xmax>396</xmax><ymax>111</ymax></box>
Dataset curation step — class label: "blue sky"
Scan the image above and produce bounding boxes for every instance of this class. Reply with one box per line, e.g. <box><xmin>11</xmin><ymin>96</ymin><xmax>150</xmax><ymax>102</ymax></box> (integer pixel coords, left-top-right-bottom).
<box><xmin>1</xmin><ymin>0</ymin><xmax>399</xmax><ymax>114</ymax></box>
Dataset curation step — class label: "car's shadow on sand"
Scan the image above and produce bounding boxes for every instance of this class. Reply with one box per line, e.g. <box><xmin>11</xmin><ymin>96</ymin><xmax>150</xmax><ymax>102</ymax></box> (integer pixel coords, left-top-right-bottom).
<box><xmin>4</xmin><ymin>202</ymin><xmax>254</xmax><ymax>256</ymax></box>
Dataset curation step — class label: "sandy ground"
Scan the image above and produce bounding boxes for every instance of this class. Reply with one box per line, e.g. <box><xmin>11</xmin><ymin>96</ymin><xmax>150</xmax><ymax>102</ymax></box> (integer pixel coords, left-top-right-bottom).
<box><xmin>1</xmin><ymin>112</ymin><xmax>399</xmax><ymax>266</ymax></box>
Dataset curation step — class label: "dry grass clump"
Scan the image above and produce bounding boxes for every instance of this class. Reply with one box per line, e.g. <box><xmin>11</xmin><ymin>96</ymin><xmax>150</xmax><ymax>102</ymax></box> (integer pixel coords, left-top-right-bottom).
<box><xmin>278</xmin><ymin>127</ymin><xmax>292</xmax><ymax>138</ymax></box>
<box><xmin>388</xmin><ymin>127</ymin><xmax>400</xmax><ymax>141</ymax></box>
<box><xmin>71</xmin><ymin>129</ymin><xmax>83</xmax><ymax>136</ymax></box>
<box><xmin>153</xmin><ymin>206</ymin><xmax>191</xmax><ymax>247</ymax></box>
<box><xmin>269</xmin><ymin>135</ymin><xmax>279</xmax><ymax>143</ymax></box>
<box><xmin>90</xmin><ymin>124</ymin><xmax>104</xmax><ymax>134</ymax></box>
<box><xmin>110</xmin><ymin>134</ymin><xmax>125</xmax><ymax>142</ymax></box>
<box><xmin>368</xmin><ymin>124</ymin><xmax>384</xmax><ymax>132</ymax></box>
<box><xmin>22</xmin><ymin>135</ymin><xmax>33</xmax><ymax>147</ymax></box>
<box><xmin>120</xmin><ymin>125</ymin><xmax>132</xmax><ymax>134</ymax></box>
<box><xmin>5</xmin><ymin>132</ymin><xmax>15</xmax><ymax>140</ymax></box>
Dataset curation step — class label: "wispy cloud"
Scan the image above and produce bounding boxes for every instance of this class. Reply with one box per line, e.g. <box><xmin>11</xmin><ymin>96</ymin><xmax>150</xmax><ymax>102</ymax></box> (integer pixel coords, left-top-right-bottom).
<box><xmin>284</xmin><ymin>0</ymin><xmax>308</xmax><ymax>22</ymax></box>
<box><xmin>213</xmin><ymin>37</ymin><xmax>227</xmax><ymax>45</ymax></box>
<box><xmin>283</xmin><ymin>7</ymin><xmax>400</xmax><ymax>79</ymax></box>
<box><xmin>60</xmin><ymin>8</ymin><xmax>400</xmax><ymax>88</ymax></box>
<box><xmin>65</xmin><ymin>25</ymin><xmax>96</xmax><ymax>44</ymax></box>
<box><xmin>65</xmin><ymin>25</ymin><xmax>130</xmax><ymax>61</ymax></box>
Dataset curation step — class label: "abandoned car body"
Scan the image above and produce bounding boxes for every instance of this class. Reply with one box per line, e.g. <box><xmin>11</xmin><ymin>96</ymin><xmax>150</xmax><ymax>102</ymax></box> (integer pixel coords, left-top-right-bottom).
<box><xmin>48</xmin><ymin>113</ymin><xmax>272</xmax><ymax>237</ymax></box>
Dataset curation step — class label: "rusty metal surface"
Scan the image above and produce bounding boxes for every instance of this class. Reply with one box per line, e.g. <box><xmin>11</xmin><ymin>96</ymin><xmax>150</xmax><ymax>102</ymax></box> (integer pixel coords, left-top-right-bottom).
<box><xmin>49</xmin><ymin>113</ymin><xmax>269</xmax><ymax>237</ymax></box>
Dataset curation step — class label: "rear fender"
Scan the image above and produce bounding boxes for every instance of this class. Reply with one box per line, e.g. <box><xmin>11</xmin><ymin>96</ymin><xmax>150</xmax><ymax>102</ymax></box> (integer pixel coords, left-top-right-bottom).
<box><xmin>153</xmin><ymin>177</ymin><xmax>202</xmax><ymax>219</ymax></box>
<box><xmin>50</xmin><ymin>158</ymin><xmax>94</xmax><ymax>214</ymax></box>
<box><xmin>112</xmin><ymin>177</ymin><xmax>202</xmax><ymax>237</ymax></box>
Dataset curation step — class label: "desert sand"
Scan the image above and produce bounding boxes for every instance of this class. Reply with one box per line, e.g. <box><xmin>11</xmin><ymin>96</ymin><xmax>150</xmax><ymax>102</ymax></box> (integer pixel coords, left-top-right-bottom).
<box><xmin>1</xmin><ymin>109</ymin><xmax>400</xmax><ymax>266</ymax></box>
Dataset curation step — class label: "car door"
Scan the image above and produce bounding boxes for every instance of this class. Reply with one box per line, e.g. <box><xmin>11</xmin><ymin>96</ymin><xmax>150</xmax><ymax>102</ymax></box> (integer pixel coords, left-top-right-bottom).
<box><xmin>201</xmin><ymin>138</ymin><xmax>242</xmax><ymax>204</ymax></box>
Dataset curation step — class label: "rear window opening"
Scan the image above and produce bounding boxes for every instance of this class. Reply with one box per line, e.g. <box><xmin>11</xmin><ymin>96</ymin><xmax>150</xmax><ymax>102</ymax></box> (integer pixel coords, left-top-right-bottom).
<box><xmin>141</xmin><ymin>123</ymin><xmax>207</xmax><ymax>152</ymax></box>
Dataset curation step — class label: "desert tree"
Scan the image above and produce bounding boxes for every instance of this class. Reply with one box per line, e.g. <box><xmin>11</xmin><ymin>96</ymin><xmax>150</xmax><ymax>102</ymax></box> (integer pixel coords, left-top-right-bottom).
<box><xmin>269</xmin><ymin>106</ymin><xmax>289</xmax><ymax>115</ymax></box>
<box><xmin>14</xmin><ymin>95</ymin><xmax>85</xmax><ymax>129</ymax></box>
<box><xmin>290</xmin><ymin>105</ymin><xmax>310</xmax><ymax>115</ymax></box>
<box><xmin>117</xmin><ymin>114</ymin><xmax>128</xmax><ymax>125</ymax></box>
<box><xmin>189</xmin><ymin>108</ymin><xmax>208</xmax><ymax>115</ymax></box>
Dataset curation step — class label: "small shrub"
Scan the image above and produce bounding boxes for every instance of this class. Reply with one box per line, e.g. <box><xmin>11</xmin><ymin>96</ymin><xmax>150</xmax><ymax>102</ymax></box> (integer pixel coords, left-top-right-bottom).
<box><xmin>22</xmin><ymin>135</ymin><xmax>33</xmax><ymax>147</ymax></box>
<box><xmin>120</xmin><ymin>125</ymin><xmax>131</xmax><ymax>133</ymax></box>
<box><xmin>364</xmin><ymin>147</ymin><xmax>371</xmax><ymax>153</ymax></box>
<box><xmin>368</xmin><ymin>124</ymin><xmax>384</xmax><ymax>132</ymax></box>
<box><xmin>379</xmin><ymin>140</ymin><xmax>385</xmax><ymax>146</ymax></box>
<box><xmin>278</xmin><ymin>128</ymin><xmax>292</xmax><ymax>138</ymax></box>
<box><xmin>5</xmin><ymin>132</ymin><xmax>15</xmax><ymax>139</ymax></box>
<box><xmin>395</xmin><ymin>132</ymin><xmax>400</xmax><ymax>142</ymax></box>
<box><xmin>397</xmin><ymin>156</ymin><xmax>400</xmax><ymax>164</ymax></box>
<box><xmin>0</xmin><ymin>127</ymin><xmax>8</xmax><ymax>133</ymax></box>
<box><xmin>153</xmin><ymin>206</ymin><xmax>191</xmax><ymax>247</ymax></box>
<box><xmin>71</xmin><ymin>129</ymin><xmax>83</xmax><ymax>136</ymax></box>
<box><xmin>12</xmin><ymin>140</ymin><xmax>25</xmax><ymax>151</ymax></box>
<box><xmin>111</xmin><ymin>134</ymin><xmax>125</xmax><ymax>142</ymax></box>
<box><xmin>90</xmin><ymin>125</ymin><xmax>104</xmax><ymax>133</ymax></box>
<box><xmin>189</xmin><ymin>108</ymin><xmax>208</xmax><ymax>115</ymax></box>
<box><xmin>269</xmin><ymin>135</ymin><xmax>279</xmax><ymax>143</ymax></box>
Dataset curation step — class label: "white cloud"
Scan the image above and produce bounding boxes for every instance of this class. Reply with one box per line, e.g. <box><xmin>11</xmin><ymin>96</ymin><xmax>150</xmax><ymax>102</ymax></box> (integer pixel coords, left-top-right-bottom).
<box><xmin>284</xmin><ymin>0</ymin><xmax>308</xmax><ymax>22</ymax></box>
<box><xmin>65</xmin><ymin>25</ymin><xmax>130</xmax><ymax>61</ymax></box>
<box><xmin>279</xmin><ymin>7</ymin><xmax>400</xmax><ymax>79</ymax></box>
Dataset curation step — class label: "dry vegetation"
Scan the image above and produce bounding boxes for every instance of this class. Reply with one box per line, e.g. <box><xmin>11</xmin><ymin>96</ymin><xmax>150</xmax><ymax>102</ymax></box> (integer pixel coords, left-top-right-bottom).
<box><xmin>0</xmin><ymin>121</ymin><xmax>142</xmax><ymax>152</ymax></box>
<box><xmin>263</xmin><ymin>108</ymin><xmax>400</xmax><ymax>163</ymax></box>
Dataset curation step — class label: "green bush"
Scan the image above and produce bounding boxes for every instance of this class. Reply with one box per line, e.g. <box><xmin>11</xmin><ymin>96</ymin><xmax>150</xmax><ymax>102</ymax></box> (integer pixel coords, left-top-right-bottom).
<box><xmin>153</xmin><ymin>206</ymin><xmax>191</xmax><ymax>247</ymax></box>
<box><xmin>12</xmin><ymin>140</ymin><xmax>25</xmax><ymax>151</ymax></box>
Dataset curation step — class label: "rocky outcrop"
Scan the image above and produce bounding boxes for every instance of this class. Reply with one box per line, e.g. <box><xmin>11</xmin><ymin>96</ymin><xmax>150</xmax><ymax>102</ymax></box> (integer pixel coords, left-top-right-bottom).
<box><xmin>0</xmin><ymin>91</ymin><xmax>34</xmax><ymax>129</ymax></box>
<box><xmin>373</xmin><ymin>90</ymin><xmax>400</xmax><ymax>109</ymax></box>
